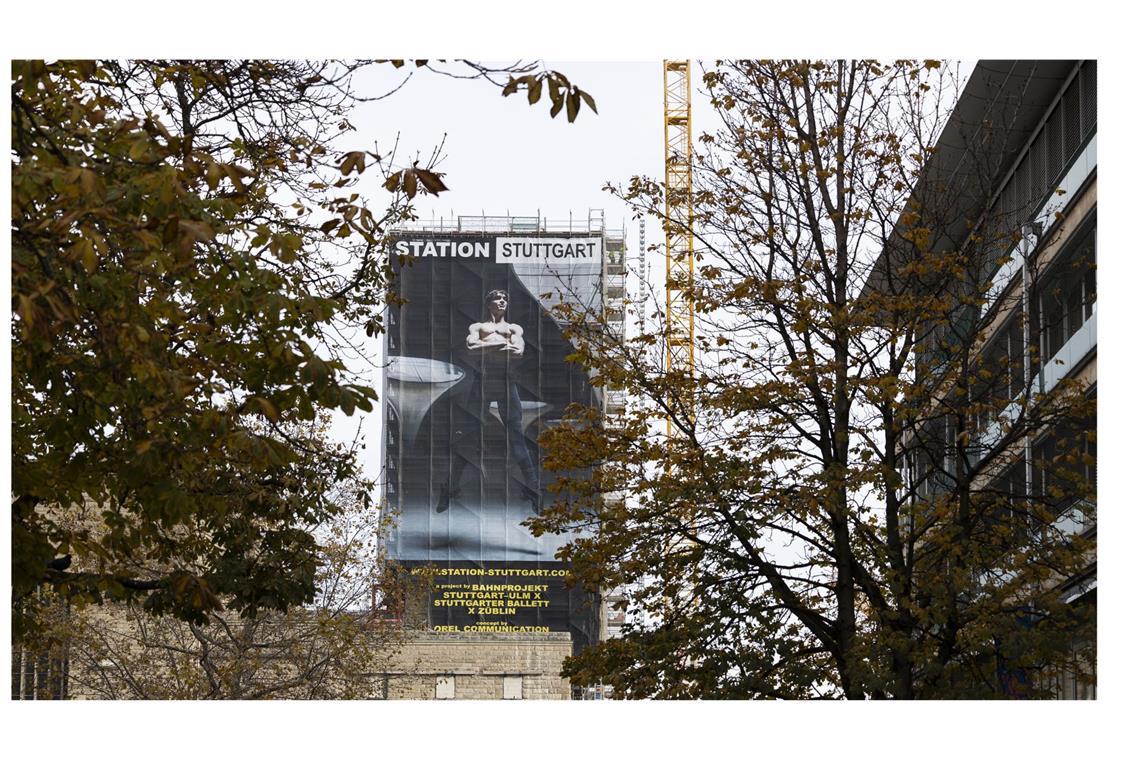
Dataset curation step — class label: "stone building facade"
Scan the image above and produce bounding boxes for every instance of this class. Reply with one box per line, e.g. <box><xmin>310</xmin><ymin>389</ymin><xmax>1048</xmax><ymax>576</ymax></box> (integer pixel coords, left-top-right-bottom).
<box><xmin>371</xmin><ymin>631</ymin><xmax>572</xmax><ymax>700</ymax></box>
<box><xmin>13</xmin><ymin>604</ymin><xmax>575</xmax><ymax>700</ymax></box>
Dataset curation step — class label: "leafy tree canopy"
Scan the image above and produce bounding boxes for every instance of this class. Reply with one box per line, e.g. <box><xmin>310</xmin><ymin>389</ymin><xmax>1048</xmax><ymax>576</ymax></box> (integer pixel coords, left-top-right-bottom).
<box><xmin>11</xmin><ymin>59</ymin><xmax>594</xmax><ymax>643</ymax></box>
<box><xmin>538</xmin><ymin>60</ymin><xmax>1095</xmax><ymax>699</ymax></box>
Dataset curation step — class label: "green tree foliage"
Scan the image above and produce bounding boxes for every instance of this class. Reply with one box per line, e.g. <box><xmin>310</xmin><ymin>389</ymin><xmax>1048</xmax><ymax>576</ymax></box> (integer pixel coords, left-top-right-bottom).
<box><xmin>11</xmin><ymin>59</ymin><xmax>594</xmax><ymax>644</ymax></box>
<box><xmin>537</xmin><ymin>60</ymin><xmax>1095</xmax><ymax>699</ymax></box>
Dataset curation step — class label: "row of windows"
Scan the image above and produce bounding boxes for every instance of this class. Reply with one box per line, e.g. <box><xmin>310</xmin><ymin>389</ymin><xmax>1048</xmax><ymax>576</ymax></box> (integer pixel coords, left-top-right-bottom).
<box><xmin>1038</xmin><ymin>226</ymin><xmax>1096</xmax><ymax>362</ymax></box>
<box><xmin>433</xmin><ymin>674</ymin><xmax>523</xmax><ymax>700</ymax></box>
<box><xmin>372</xmin><ymin>673</ymin><xmax>530</xmax><ymax>699</ymax></box>
<box><xmin>904</xmin><ymin>393</ymin><xmax>1095</xmax><ymax>527</ymax></box>
<box><xmin>970</xmin><ymin>222</ymin><xmax>1096</xmax><ymax>435</ymax></box>
<box><xmin>1042</xmin><ymin>663</ymin><xmax>1096</xmax><ymax>700</ymax></box>
<box><xmin>972</xmin><ymin>317</ymin><xmax>1025</xmax><ymax>432</ymax></box>
<box><xmin>992</xmin><ymin>62</ymin><xmax>1096</xmax><ymax>245</ymax></box>
<box><xmin>917</xmin><ymin>192</ymin><xmax>1096</xmax><ymax>379</ymax></box>
<box><xmin>10</xmin><ymin>646</ymin><xmax>69</xmax><ymax>700</ymax></box>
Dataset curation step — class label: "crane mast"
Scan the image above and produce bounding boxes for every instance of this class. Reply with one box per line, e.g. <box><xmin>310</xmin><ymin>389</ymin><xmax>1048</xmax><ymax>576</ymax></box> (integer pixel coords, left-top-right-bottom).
<box><xmin>663</xmin><ymin>60</ymin><xmax>695</xmax><ymax>436</ymax></box>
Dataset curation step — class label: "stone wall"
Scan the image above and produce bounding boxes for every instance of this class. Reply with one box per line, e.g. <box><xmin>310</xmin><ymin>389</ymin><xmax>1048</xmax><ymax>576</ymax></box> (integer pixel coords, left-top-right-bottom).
<box><xmin>31</xmin><ymin>602</ymin><xmax>574</xmax><ymax>700</ymax></box>
<box><xmin>371</xmin><ymin>631</ymin><xmax>573</xmax><ymax>700</ymax></box>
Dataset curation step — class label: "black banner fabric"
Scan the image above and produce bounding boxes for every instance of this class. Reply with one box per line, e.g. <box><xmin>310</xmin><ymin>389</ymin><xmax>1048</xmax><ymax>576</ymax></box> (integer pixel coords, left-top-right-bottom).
<box><xmin>403</xmin><ymin>561</ymin><xmax>597</xmax><ymax>635</ymax></box>
<box><xmin>384</xmin><ymin>232</ymin><xmax>602</xmax><ymax>647</ymax></box>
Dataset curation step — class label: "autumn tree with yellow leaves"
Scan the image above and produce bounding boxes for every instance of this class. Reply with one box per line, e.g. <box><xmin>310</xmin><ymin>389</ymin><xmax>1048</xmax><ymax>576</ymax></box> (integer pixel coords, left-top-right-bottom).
<box><xmin>536</xmin><ymin>60</ymin><xmax>1095</xmax><ymax>699</ymax></box>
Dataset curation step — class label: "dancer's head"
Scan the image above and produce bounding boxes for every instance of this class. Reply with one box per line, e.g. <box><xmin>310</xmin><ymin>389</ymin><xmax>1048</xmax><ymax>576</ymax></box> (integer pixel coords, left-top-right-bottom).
<box><xmin>485</xmin><ymin>289</ymin><xmax>508</xmax><ymax>316</ymax></box>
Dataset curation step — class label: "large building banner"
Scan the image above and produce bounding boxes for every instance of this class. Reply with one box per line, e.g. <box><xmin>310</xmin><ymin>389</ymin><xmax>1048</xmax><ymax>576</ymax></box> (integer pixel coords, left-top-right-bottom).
<box><xmin>382</xmin><ymin>230</ymin><xmax>604</xmax><ymax>647</ymax></box>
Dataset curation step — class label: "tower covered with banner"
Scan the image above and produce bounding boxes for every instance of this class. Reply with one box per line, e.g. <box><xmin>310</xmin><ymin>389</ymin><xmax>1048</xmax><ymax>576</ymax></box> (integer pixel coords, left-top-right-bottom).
<box><xmin>381</xmin><ymin>214</ymin><xmax>623</xmax><ymax>652</ymax></box>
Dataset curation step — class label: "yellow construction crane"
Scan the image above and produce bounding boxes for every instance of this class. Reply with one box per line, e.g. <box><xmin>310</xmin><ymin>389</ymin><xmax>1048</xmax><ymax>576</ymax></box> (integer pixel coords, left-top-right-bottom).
<box><xmin>663</xmin><ymin>60</ymin><xmax>695</xmax><ymax>436</ymax></box>
<box><xmin>662</xmin><ymin>62</ymin><xmax>701</xmax><ymax>619</ymax></box>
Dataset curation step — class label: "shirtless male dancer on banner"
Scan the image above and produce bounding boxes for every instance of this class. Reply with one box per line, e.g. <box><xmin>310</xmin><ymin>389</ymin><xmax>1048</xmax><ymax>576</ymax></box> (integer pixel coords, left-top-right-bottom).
<box><xmin>437</xmin><ymin>289</ymin><xmax>542</xmax><ymax>514</ymax></box>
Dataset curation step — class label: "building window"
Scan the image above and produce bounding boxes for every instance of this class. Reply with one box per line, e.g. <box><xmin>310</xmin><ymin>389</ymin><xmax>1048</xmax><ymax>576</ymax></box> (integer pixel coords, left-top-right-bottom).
<box><xmin>1030</xmin><ymin>399</ymin><xmax>1096</xmax><ymax>523</ymax></box>
<box><xmin>905</xmin><ymin>415</ymin><xmax>953</xmax><ymax>502</ymax></box>
<box><xmin>10</xmin><ymin>645</ymin><xmax>69</xmax><ymax>700</ymax></box>
<box><xmin>1036</xmin><ymin>225</ymin><xmax>1096</xmax><ymax>366</ymax></box>
<box><xmin>983</xmin><ymin>61</ymin><xmax>1095</xmax><ymax>279</ymax></box>
<box><xmin>979</xmin><ymin>454</ymin><xmax>1029</xmax><ymax>548</ymax></box>
<box><xmin>502</xmin><ymin>676</ymin><xmax>523</xmax><ymax>700</ymax></box>
<box><xmin>973</xmin><ymin>314</ymin><xmax>1026</xmax><ymax>432</ymax></box>
<box><xmin>435</xmin><ymin>675</ymin><xmax>455</xmax><ymax>700</ymax></box>
<box><xmin>1080</xmin><ymin>61</ymin><xmax>1097</xmax><ymax>138</ymax></box>
<box><xmin>1041</xmin><ymin>639</ymin><xmax>1096</xmax><ymax>700</ymax></box>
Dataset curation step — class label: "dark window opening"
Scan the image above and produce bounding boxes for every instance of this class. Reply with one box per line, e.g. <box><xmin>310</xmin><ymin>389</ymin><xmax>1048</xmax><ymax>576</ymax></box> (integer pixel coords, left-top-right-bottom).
<box><xmin>1030</xmin><ymin>402</ymin><xmax>1096</xmax><ymax>524</ymax></box>
<box><xmin>1036</xmin><ymin>225</ymin><xmax>1096</xmax><ymax>365</ymax></box>
<box><xmin>972</xmin><ymin>315</ymin><xmax>1026</xmax><ymax>433</ymax></box>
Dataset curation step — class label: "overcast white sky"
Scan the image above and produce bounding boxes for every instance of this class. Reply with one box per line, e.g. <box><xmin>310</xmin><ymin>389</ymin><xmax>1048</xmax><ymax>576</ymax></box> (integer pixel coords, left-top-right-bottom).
<box><xmin>354</xmin><ymin>61</ymin><xmax>663</xmax><ymax>228</ymax></box>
